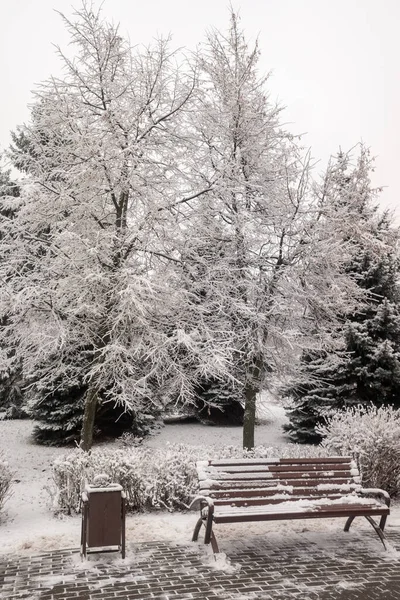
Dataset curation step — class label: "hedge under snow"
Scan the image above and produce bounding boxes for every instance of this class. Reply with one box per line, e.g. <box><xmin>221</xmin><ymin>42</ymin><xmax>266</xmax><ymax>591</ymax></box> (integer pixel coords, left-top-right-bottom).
<box><xmin>318</xmin><ymin>405</ymin><xmax>400</xmax><ymax>497</ymax></box>
<box><xmin>51</xmin><ymin>443</ymin><xmax>328</xmax><ymax>514</ymax></box>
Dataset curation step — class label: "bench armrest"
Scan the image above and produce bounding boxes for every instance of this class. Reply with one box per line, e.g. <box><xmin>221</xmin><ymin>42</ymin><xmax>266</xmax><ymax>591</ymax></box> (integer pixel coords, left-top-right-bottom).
<box><xmin>188</xmin><ymin>495</ymin><xmax>214</xmax><ymax>511</ymax></box>
<box><xmin>81</xmin><ymin>492</ymin><xmax>88</xmax><ymax>503</ymax></box>
<box><xmin>359</xmin><ymin>488</ymin><xmax>390</xmax><ymax>508</ymax></box>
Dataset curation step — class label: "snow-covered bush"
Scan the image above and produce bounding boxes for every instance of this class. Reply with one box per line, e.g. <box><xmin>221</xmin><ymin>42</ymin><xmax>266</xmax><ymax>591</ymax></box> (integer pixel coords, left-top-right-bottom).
<box><xmin>51</xmin><ymin>446</ymin><xmax>194</xmax><ymax>514</ymax></box>
<box><xmin>318</xmin><ymin>405</ymin><xmax>400</xmax><ymax>496</ymax></box>
<box><xmin>51</xmin><ymin>443</ymin><xmax>327</xmax><ymax>514</ymax></box>
<box><xmin>0</xmin><ymin>454</ymin><xmax>13</xmax><ymax>513</ymax></box>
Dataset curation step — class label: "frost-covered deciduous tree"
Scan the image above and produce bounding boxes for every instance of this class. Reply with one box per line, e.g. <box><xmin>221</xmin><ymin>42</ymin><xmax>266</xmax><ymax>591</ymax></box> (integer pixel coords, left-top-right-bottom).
<box><xmin>284</xmin><ymin>147</ymin><xmax>400</xmax><ymax>443</ymax></box>
<box><xmin>1</xmin><ymin>5</ymin><xmax>369</xmax><ymax>451</ymax></box>
<box><xmin>0</xmin><ymin>3</ymin><xmax>229</xmax><ymax>449</ymax></box>
<box><xmin>183</xmin><ymin>14</ymin><xmax>362</xmax><ymax>449</ymax></box>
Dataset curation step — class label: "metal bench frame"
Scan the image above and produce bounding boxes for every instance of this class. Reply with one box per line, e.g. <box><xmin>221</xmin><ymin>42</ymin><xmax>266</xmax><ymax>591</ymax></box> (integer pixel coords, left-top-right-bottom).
<box><xmin>190</xmin><ymin>457</ymin><xmax>390</xmax><ymax>553</ymax></box>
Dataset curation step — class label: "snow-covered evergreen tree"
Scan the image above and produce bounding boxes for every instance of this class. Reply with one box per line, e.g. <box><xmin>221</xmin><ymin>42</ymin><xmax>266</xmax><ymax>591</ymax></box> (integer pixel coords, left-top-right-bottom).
<box><xmin>174</xmin><ymin>215</ymin><xmax>245</xmax><ymax>424</ymax></box>
<box><xmin>0</xmin><ymin>165</ymin><xmax>27</xmax><ymax>418</ymax></box>
<box><xmin>284</xmin><ymin>148</ymin><xmax>400</xmax><ymax>443</ymax></box>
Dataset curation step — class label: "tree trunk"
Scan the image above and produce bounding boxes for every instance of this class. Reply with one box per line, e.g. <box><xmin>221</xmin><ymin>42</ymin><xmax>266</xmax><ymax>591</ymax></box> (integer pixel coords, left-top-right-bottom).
<box><xmin>242</xmin><ymin>355</ymin><xmax>263</xmax><ymax>450</ymax></box>
<box><xmin>80</xmin><ymin>386</ymin><xmax>99</xmax><ymax>451</ymax></box>
<box><xmin>243</xmin><ymin>384</ymin><xmax>257</xmax><ymax>450</ymax></box>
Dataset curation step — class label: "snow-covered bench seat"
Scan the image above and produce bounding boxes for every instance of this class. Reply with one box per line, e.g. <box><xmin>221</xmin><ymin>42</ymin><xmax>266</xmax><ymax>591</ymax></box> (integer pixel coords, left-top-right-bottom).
<box><xmin>190</xmin><ymin>457</ymin><xmax>390</xmax><ymax>553</ymax></box>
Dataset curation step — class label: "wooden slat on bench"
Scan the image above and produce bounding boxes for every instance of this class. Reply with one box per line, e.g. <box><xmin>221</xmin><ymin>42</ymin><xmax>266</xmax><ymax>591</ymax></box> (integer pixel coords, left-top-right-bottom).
<box><xmin>213</xmin><ymin>504</ymin><xmax>388</xmax><ymax>524</ymax></box>
<box><xmin>278</xmin><ymin>458</ymin><xmax>351</xmax><ymax>465</ymax></box>
<box><xmin>214</xmin><ymin>501</ymin><xmax>384</xmax><ymax>514</ymax></box>
<box><xmin>203</xmin><ymin>471</ymin><xmax>353</xmax><ymax>481</ymax></box>
<box><xmin>200</xmin><ymin>478</ymin><xmax>353</xmax><ymax>491</ymax></box>
<box><xmin>267</xmin><ymin>464</ymin><xmax>351</xmax><ymax>473</ymax></box>
<box><xmin>209</xmin><ymin>457</ymin><xmax>351</xmax><ymax>466</ymax></box>
<box><xmin>207</xmin><ymin>464</ymin><xmax>352</xmax><ymax>474</ymax></box>
<box><xmin>203</xmin><ymin>484</ymin><xmax>358</xmax><ymax>503</ymax></box>
<box><xmin>212</xmin><ymin>495</ymin><xmax>351</xmax><ymax>507</ymax></box>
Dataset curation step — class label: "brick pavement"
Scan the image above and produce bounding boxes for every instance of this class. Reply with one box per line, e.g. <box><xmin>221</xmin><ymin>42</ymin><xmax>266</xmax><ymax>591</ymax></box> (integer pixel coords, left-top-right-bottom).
<box><xmin>2</xmin><ymin>526</ymin><xmax>400</xmax><ymax>599</ymax></box>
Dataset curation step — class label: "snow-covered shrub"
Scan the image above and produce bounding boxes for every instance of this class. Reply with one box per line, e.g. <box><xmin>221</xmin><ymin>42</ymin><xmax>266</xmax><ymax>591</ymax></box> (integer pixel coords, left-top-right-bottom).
<box><xmin>51</xmin><ymin>443</ymin><xmax>327</xmax><ymax>514</ymax></box>
<box><xmin>318</xmin><ymin>405</ymin><xmax>400</xmax><ymax>496</ymax></box>
<box><xmin>0</xmin><ymin>454</ymin><xmax>13</xmax><ymax>513</ymax></box>
<box><xmin>51</xmin><ymin>446</ymin><xmax>193</xmax><ymax>514</ymax></box>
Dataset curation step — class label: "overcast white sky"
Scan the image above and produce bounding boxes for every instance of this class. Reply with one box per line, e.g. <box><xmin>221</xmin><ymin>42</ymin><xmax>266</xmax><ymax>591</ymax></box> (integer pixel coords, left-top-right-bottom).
<box><xmin>0</xmin><ymin>0</ymin><xmax>398</xmax><ymax>217</ymax></box>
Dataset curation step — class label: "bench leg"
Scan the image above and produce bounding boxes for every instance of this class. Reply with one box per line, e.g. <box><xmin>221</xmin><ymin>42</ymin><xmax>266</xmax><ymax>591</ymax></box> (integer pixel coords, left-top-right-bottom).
<box><xmin>192</xmin><ymin>516</ymin><xmax>220</xmax><ymax>553</ymax></box>
<box><xmin>192</xmin><ymin>517</ymin><xmax>203</xmax><ymax>542</ymax></box>
<box><xmin>209</xmin><ymin>531</ymin><xmax>219</xmax><ymax>554</ymax></box>
<box><xmin>204</xmin><ymin>511</ymin><xmax>214</xmax><ymax>545</ymax></box>
<box><xmin>345</xmin><ymin>515</ymin><xmax>387</xmax><ymax>549</ymax></box>
<box><xmin>364</xmin><ymin>516</ymin><xmax>387</xmax><ymax>550</ymax></box>
<box><xmin>380</xmin><ymin>515</ymin><xmax>387</xmax><ymax>532</ymax></box>
<box><xmin>344</xmin><ymin>515</ymin><xmax>356</xmax><ymax>532</ymax></box>
<box><xmin>204</xmin><ymin>512</ymin><xmax>220</xmax><ymax>553</ymax></box>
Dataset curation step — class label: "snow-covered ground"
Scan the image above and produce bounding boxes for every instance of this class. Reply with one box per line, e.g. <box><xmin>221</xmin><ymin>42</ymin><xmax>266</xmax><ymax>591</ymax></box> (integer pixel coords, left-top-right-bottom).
<box><xmin>146</xmin><ymin>397</ymin><xmax>288</xmax><ymax>449</ymax></box>
<box><xmin>0</xmin><ymin>399</ymin><xmax>398</xmax><ymax>557</ymax></box>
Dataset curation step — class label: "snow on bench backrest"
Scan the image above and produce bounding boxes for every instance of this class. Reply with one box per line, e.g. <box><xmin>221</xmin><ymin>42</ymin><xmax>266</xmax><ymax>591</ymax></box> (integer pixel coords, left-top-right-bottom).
<box><xmin>197</xmin><ymin>457</ymin><xmax>361</xmax><ymax>505</ymax></box>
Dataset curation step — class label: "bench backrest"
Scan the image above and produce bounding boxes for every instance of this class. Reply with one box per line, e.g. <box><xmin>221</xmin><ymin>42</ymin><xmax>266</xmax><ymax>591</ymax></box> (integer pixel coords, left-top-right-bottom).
<box><xmin>197</xmin><ymin>457</ymin><xmax>360</xmax><ymax>506</ymax></box>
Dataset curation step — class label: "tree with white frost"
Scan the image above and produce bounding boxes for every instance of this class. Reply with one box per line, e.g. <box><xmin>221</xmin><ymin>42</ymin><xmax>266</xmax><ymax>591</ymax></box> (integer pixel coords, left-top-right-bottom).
<box><xmin>183</xmin><ymin>14</ymin><xmax>364</xmax><ymax>449</ymax></box>
<box><xmin>284</xmin><ymin>148</ymin><xmax>400</xmax><ymax>443</ymax></box>
<box><xmin>0</xmin><ymin>4</ymin><xmax>229</xmax><ymax>449</ymax></box>
<box><xmin>1</xmin><ymin>5</ymin><xmax>367</xmax><ymax>451</ymax></box>
<box><xmin>0</xmin><ymin>164</ymin><xmax>26</xmax><ymax>418</ymax></box>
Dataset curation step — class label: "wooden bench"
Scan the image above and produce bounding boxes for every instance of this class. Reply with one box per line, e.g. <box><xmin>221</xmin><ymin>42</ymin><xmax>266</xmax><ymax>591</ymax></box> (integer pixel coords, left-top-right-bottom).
<box><xmin>190</xmin><ymin>457</ymin><xmax>390</xmax><ymax>553</ymax></box>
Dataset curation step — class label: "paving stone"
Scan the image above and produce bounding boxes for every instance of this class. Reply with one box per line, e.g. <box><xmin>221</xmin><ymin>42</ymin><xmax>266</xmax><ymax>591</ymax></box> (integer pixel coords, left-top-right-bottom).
<box><xmin>2</xmin><ymin>529</ymin><xmax>400</xmax><ymax>599</ymax></box>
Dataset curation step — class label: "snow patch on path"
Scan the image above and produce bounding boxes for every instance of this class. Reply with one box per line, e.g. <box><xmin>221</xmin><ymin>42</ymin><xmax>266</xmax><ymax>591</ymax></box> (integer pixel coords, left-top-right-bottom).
<box><xmin>202</xmin><ymin>550</ymin><xmax>241</xmax><ymax>573</ymax></box>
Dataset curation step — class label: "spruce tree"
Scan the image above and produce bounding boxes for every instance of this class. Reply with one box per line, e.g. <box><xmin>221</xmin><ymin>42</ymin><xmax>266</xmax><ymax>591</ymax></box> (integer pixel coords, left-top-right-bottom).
<box><xmin>176</xmin><ymin>220</ymin><xmax>244</xmax><ymax>425</ymax></box>
<box><xmin>284</xmin><ymin>148</ymin><xmax>400</xmax><ymax>443</ymax></box>
<box><xmin>27</xmin><ymin>348</ymin><xmax>156</xmax><ymax>445</ymax></box>
<box><xmin>0</xmin><ymin>166</ymin><xmax>27</xmax><ymax>418</ymax></box>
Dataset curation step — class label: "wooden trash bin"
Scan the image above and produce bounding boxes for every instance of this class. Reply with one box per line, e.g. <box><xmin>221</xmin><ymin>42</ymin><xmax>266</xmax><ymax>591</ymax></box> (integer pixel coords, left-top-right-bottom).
<box><xmin>80</xmin><ymin>483</ymin><xmax>126</xmax><ymax>559</ymax></box>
